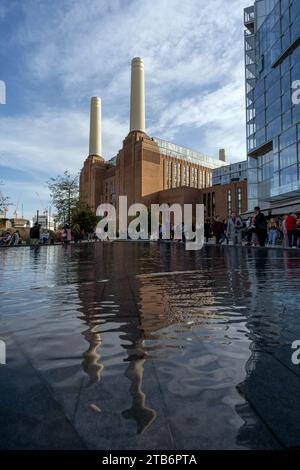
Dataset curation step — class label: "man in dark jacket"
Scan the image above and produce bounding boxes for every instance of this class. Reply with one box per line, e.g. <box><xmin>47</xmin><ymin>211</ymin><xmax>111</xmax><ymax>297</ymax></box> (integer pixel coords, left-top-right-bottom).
<box><xmin>212</xmin><ymin>216</ymin><xmax>225</xmax><ymax>244</ymax></box>
<box><xmin>254</xmin><ymin>207</ymin><xmax>267</xmax><ymax>247</ymax></box>
<box><xmin>30</xmin><ymin>222</ymin><xmax>40</xmax><ymax>245</ymax></box>
<box><xmin>204</xmin><ymin>220</ymin><xmax>211</xmax><ymax>243</ymax></box>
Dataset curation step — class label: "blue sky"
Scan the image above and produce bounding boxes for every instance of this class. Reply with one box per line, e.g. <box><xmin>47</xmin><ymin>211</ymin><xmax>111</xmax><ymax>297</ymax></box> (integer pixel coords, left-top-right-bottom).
<box><xmin>0</xmin><ymin>0</ymin><xmax>250</xmax><ymax>219</ymax></box>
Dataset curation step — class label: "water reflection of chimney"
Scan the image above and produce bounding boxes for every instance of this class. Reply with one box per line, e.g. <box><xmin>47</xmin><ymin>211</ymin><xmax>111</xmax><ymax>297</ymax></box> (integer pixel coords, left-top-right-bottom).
<box><xmin>122</xmin><ymin>355</ymin><xmax>156</xmax><ymax>434</ymax></box>
<box><xmin>81</xmin><ymin>322</ymin><xmax>103</xmax><ymax>385</ymax></box>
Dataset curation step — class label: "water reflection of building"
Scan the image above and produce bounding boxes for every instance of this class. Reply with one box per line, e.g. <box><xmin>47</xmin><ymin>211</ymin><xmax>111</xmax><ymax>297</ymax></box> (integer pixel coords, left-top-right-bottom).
<box><xmin>75</xmin><ymin>243</ymin><xmax>229</xmax><ymax>434</ymax></box>
<box><xmin>73</xmin><ymin>243</ymin><xmax>300</xmax><ymax>446</ymax></box>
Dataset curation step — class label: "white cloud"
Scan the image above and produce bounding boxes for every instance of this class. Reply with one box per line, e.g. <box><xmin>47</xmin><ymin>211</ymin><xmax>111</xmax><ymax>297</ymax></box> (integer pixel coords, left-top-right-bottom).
<box><xmin>0</xmin><ymin>108</ymin><xmax>127</xmax><ymax>218</ymax></box>
<box><xmin>150</xmin><ymin>72</ymin><xmax>247</xmax><ymax>161</ymax></box>
<box><xmin>0</xmin><ymin>109</ymin><xmax>127</xmax><ymax>175</ymax></box>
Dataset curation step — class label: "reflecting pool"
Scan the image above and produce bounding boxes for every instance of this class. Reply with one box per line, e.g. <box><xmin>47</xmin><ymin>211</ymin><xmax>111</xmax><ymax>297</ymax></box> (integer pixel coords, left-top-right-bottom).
<box><xmin>1</xmin><ymin>242</ymin><xmax>300</xmax><ymax>449</ymax></box>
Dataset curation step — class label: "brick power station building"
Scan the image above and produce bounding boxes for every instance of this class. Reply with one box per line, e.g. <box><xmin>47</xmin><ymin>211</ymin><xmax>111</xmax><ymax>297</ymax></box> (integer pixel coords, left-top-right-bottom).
<box><xmin>80</xmin><ymin>58</ymin><xmax>248</xmax><ymax>221</ymax></box>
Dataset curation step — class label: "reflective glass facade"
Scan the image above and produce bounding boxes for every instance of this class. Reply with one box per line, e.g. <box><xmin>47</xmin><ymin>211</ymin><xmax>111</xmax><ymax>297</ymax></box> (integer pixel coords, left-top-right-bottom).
<box><xmin>245</xmin><ymin>0</ymin><xmax>300</xmax><ymax>210</ymax></box>
<box><xmin>212</xmin><ymin>161</ymin><xmax>248</xmax><ymax>186</ymax></box>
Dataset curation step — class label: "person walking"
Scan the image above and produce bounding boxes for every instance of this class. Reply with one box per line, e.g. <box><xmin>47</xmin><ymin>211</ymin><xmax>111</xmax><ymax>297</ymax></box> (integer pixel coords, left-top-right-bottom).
<box><xmin>227</xmin><ymin>212</ymin><xmax>243</xmax><ymax>246</ymax></box>
<box><xmin>286</xmin><ymin>213</ymin><xmax>297</xmax><ymax>248</ymax></box>
<box><xmin>296</xmin><ymin>216</ymin><xmax>300</xmax><ymax>248</ymax></box>
<box><xmin>62</xmin><ymin>224</ymin><xmax>72</xmax><ymax>244</ymax></box>
<box><xmin>212</xmin><ymin>216</ymin><xmax>225</xmax><ymax>244</ymax></box>
<box><xmin>254</xmin><ymin>207</ymin><xmax>267</xmax><ymax>247</ymax></box>
<box><xmin>222</xmin><ymin>219</ymin><xmax>229</xmax><ymax>244</ymax></box>
<box><xmin>246</xmin><ymin>216</ymin><xmax>255</xmax><ymax>246</ymax></box>
<box><xmin>268</xmin><ymin>218</ymin><xmax>279</xmax><ymax>246</ymax></box>
<box><xmin>204</xmin><ymin>220</ymin><xmax>211</xmax><ymax>244</ymax></box>
<box><xmin>30</xmin><ymin>222</ymin><xmax>40</xmax><ymax>246</ymax></box>
<box><xmin>281</xmin><ymin>215</ymin><xmax>289</xmax><ymax>248</ymax></box>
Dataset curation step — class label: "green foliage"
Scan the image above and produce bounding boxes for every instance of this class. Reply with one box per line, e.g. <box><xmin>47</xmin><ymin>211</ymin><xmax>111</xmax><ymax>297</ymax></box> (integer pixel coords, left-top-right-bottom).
<box><xmin>71</xmin><ymin>200</ymin><xmax>98</xmax><ymax>233</ymax></box>
<box><xmin>47</xmin><ymin>171</ymin><xmax>79</xmax><ymax>226</ymax></box>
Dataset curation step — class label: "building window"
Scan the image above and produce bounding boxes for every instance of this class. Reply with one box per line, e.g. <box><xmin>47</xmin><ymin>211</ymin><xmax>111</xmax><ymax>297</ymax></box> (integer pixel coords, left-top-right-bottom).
<box><xmin>237</xmin><ymin>188</ymin><xmax>242</xmax><ymax>214</ymax></box>
<box><xmin>212</xmin><ymin>192</ymin><xmax>216</xmax><ymax>218</ymax></box>
<box><xmin>177</xmin><ymin>163</ymin><xmax>181</xmax><ymax>186</ymax></box>
<box><xmin>227</xmin><ymin>190</ymin><xmax>232</xmax><ymax>216</ymax></box>
<box><xmin>207</xmin><ymin>193</ymin><xmax>211</xmax><ymax>218</ymax></box>
<box><xmin>183</xmin><ymin>166</ymin><xmax>186</xmax><ymax>185</ymax></box>
<box><xmin>200</xmin><ymin>170</ymin><xmax>204</xmax><ymax>188</ymax></box>
<box><xmin>167</xmin><ymin>160</ymin><xmax>172</xmax><ymax>188</ymax></box>
<box><xmin>173</xmin><ymin>162</ymin><xmax>177</xmax><ymax>188</ymax></box>
<box><xmin>191</xmin><ymin>167</ymin><xmax>195</xmax><ymax>187</ymax></box>
<box><xmin>205</xmin><ymin>172</ymin><xmax>208</xmax><ymax>187</ymax></box>
<box><xmin>191</xmin><ymin>167</ymin><xmax>197</xmax><ymax>187</ymax></box>
<box><xmin>163</xmin><ymin>160</ymin><xmax>167</xmax><ymax>189</ymax></box>
<box><xmin>186</xmin><ymin>166</ymin><xmax>190</xmax><ymax>186</ymax></box>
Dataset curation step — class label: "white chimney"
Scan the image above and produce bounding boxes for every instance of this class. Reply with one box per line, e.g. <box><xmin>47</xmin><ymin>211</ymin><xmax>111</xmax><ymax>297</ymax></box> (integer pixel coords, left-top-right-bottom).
<box><xmin>89</xmin><ymin>96</ymin><xmax>102</xmax><ymax>156</ymax></box>
<box><xmin>130</xmin><ymin>57</ymin><xmax>145</xmax><ymax>133</ymax></box>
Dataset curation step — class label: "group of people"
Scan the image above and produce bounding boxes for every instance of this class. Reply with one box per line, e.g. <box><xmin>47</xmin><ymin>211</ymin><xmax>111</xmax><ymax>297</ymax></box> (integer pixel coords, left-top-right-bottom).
<box><xmin>207</xmin><ymin>208</ymin><xmax>300</xmax><ymax>248</ymax></box>
<box><xmin>206</xmin><ymin>213</ymin><xmax>244</xmax><ymax>246</ymax></box>
<box><xmin>0</xmin><ymin>230</ymin><xmax>22</xmax><ymax>246</ymax></box>
<box><xmin>29</xmin><ymin>222</ymin><xmax>54</xmax><ymax>245</ymax></box>
<box><xmin>2</xmin><ymin>210</ymin><xmax>300</xmax><ymax>249</ymax></box>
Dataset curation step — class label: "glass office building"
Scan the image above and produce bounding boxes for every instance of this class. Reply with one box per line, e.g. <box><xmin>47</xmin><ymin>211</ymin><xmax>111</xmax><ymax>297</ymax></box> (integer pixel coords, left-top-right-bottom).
<box><xmin>212</xmin><ymin>161</ymin><xmax>248</xmax><ymax>186</ymax></box>
<box><xmin>244</xmin><ymin>0</ymin><xmax>300</xmax><ymax>212</ymax></box>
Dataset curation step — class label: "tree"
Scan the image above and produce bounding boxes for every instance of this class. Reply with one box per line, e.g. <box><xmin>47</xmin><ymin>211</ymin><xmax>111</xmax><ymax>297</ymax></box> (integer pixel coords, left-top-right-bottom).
<box><xmin>71</xmin><ymin>200</ymin><xmax>98</xmax><ymax>233</ymax></box>
<box><xmin>47</xmin><ymin>171</ymin><xmax>79</xmax><ymax>226</ymax></box>
<box><xmin>0</xmin><ymin>181</ymin><xmax>11</xmax><ymax>218</ymax></box>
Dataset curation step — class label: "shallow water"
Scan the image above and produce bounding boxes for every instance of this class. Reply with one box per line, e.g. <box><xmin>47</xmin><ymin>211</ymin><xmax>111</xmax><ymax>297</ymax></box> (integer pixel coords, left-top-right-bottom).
<box><xmin>1</xmin><ymin>242</ymin><xmax>300</xmax><ymax>449</ymax></box>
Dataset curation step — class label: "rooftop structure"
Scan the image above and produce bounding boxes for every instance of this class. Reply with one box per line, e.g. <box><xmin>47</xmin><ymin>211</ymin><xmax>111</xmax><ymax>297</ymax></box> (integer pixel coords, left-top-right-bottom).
<box><xmin>153</xmin><ymin>138</ymin><xmax>227</xmax><ymax>169</ymax></box>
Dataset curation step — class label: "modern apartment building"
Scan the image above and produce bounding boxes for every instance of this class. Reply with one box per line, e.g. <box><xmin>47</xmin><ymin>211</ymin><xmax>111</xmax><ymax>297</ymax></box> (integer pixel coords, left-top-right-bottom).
<box><xmin>244</xmin><ymin>0</ymin><xmax>300</xmax><ymax>213</ymax></box>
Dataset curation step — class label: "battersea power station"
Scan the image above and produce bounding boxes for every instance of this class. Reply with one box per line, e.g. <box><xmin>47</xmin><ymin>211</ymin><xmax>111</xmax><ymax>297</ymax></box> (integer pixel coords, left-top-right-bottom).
<box><xmin>80</xmin><ymin>58</ymin><xmax>247</xmax><ymax>219</ymax></box>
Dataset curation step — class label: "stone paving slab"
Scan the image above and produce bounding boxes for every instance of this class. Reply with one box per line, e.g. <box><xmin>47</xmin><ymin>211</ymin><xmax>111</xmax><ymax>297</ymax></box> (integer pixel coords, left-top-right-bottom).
<box><xmin>238</xmin><ymin>352</ymin><xmax>300</xmax><ymax>448</ymax></box>
<box><xmin>0</xmin><ymin>334</ymin><xmax>86</xmax><ymax>450</ymax></box>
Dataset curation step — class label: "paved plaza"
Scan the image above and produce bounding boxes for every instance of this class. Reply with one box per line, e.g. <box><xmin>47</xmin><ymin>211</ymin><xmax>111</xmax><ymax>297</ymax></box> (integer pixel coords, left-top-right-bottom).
<box><xmin>1</xmin><ymin>242</ymin><xmax>300</xmax><ymax>449</ymax></box>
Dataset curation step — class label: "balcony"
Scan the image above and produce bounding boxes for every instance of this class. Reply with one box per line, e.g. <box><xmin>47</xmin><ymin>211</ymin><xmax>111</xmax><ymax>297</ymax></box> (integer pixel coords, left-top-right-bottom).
<box><xmin>244</xmin><ymin>6</ymin><xmax>254</xmax><ymax>32</ymax></box>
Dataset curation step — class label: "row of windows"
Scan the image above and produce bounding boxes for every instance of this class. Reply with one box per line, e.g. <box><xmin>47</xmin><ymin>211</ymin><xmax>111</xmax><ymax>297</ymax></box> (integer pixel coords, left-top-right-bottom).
<box><xmin>247</xmin><ymin>103</ymin><xmax>300</xmax><ymax>150</ymax></box>
<box><xmin>277</xmin><ymin>162</ymin><xmax>300</xmax><ymax>185</ymax></box>
<box><xmin>203</xmin><ymin>193</ymin><xmax>215</xmax><ymax>218</ymax></box>
<box><xmin>227</xmin><ymin>189</ymin><xmax>242</xmax><ymax>216</ymax></box>
<box><xmin>246</xmin><ymin>44</ymin><xmax>300</xmax><ymax>134</ymax></box>
<box><xmin>203</xmin><ymin>188</ymin><xmax>243</xmax><ymax>218</ymax></box>
<box><xmin>248</xmin><ymin>165</ymin><xmax>300</xmax><ymax>202</ymax></box>
<box><xmin>253</xmin><ymin>139</ymin><xmax>300</xmax><ymax>182</ymax></box>
<box><xmin>251</xmin><ymin>43</ymin><xmax>300</xmax><ymax>107</ymax></box>
<box><xmin>257</xmin><ymin>0</ymin><xmax>300</xmax><ymax>75</ymax></box>
<box><xmin>164</xmin><ymin>160</ymin><xmax>211</xmax><ymax>190</ymax></box>
<box><xmin>104</xmin><ymin>181</ymin><xmax>115</xmax><ymax>202</ymax></box>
